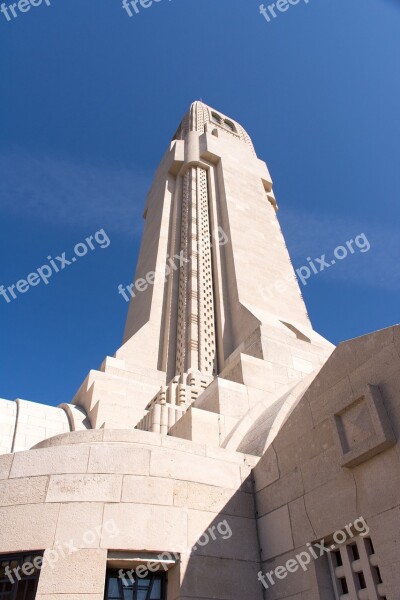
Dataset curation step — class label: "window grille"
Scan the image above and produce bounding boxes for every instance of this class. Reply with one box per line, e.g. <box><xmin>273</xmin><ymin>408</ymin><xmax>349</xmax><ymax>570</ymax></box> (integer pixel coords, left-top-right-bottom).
<box><xmin>0</xmin><ymin>553</ymin><xmax>42</xmax><ymax>600</ymax></box>
<box><xmin>105</xmin><ymin>569</ymin><xmax>165</xmax><ymax>600</ymax></box>
<box><xmin>328</xmin><ymin>536</ymin><xmax>386</xmax><ymax>600</ymax></box>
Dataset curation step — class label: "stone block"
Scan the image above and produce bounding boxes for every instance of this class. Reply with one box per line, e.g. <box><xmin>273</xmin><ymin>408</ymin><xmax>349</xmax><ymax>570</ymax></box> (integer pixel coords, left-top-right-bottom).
<box><xmin>257</xmin><ymin>505</ymin><xmax>294</xmax><ymax>560</ymax></box>
<box><xmin>180</xmin><ymin>554</ymin><xmax>263</xmax><ymax>599</ymax></box>
<box><xmin>102</xmin><ymin>428</ymin><xmax>162</xmax><ymax>447</ymax></box>
<box><xmin>348</xmin><ymin>344</ymin><xmax>400</xmax><ymax>394</ymax></box>
<box><xmin>195</xmin><ymin>378</ymin><xmax>250</xmax><ymax>419</ymax></box>
<box><xmin>10</xmin><ymin>445</ymin><xmax>90</xmax><ymax>478</ymax></box>
<box><xmin>254</xmin><ymin>445</ymin><xmax>279</xmax><ymax>492</ymax></box>
<box><xmin>36</xmin><ymin>549</ymin><xmax>107</xmax><ymax>595</ymax></box>
<box><xmin>368</xmin><ymin>506</ymin><xmax>400</xmax><ymax>567</ymax></box>
<box><xmin>256</xmin><ymin>469</ymin><xmax>304</xmax><ymax>517</ymax></box>
<box><xmin>46</xmin><ymin>474</ymin><xmax>122</xmax><ymax>503</ymax></box>
<box><xmin>160</xmin><ymin>435</ymin><xmax>206</xmax><ymax>455</ymax></box>
<box><xmin>87</xmin><ymin>445</ymin><xmax>150</xmax><ymax>475</ymax></box>
<box><xmin>54</xmin><ymin>503</ymin><xmax>105</xmax><ymax>548</ymax></box>
<box><xmin>258</xmin><ymin>548</ymin><xmax>312</xmax><ymax>600</ymax></box>
<box><xmin>353</xmin><ymin>448</ymin><xmax>400</xmax><ymax>518</ymax></box>
<box><xmin>0</xmin><ymin>503</ymin><xmax>59</xmax><ymax>552</ymax></box>
<box><xmin>304</xmin><ymin>471</ymin><xmax>357</xmax><ymax>539</ymax></box>
<box><xmin>173</xmin><ymin>480</ymin><xmax>253</xmax><ymax>518</ymax></box>
<box><xmin>150</xmin><ymin>448</ymin><xmax>241</xmax><ymax>490</ymax></box>
<box><xmin>33</xmin><ymin>430</ymin><xmax>104</xmax><ymax>449</ymax></box>
<box><xmin>0</xmin><ymin>476</ymin><xmax>48</xmax><ymax>506</ymax></box>
<box><xmin>0</xmin><ymin>454</ymin><xmax>13</xmax><ymax>479</ymax></box>
<box><xmin>277</xmin><ymin>419</ymin><xmax>335</xmax><ymax>478</ymax></box>
<box><xmin>122</xmin><ymin>475</ymin><xmax>174</xmax><ymax>505</ymax></box>
<box><xmin>308</xmin><ymin>376</ymin><xmax>354</xmax><ymax>426</ymax></box>
<box><xmin>272</xmin><ymin>398</ymin><xmax>314</xmax><ymax>454</ymax></box>
<box><xmin>169</xmin><ymin>407</ymin><xmax>221</xmax><ymax>446</ymax></box>
<box><xmin>205</xmin><ymin>445</ymin><xmax>248</xmax><ymax>465</ymax></box>
<box><xmin>187</xmin><ymin>509</ymin><xmax>259</xmax><ymax>561</ymax></box>
<box><xmin>102</xmin><ymin>503</ymin><xmax>187</xmax><ymax>552</ymax></box>
<box><xmin>378</xmin><ymin>560</ymin><xmax>400</xmax><ymax>600</ymax></box>
<box><xmin>288</xmin><ymin>497</ymin><xmax>316</xmax><ymax>548</ymax></box>
<box><xmin>300</xmin><ymin>447</ymin><xmax>340</xmax><ymax>493</ymax></box>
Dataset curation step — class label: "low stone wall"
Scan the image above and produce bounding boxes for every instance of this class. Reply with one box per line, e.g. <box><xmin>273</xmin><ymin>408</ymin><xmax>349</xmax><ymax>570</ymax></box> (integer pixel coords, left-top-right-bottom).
<box><xmin>0</xmin><ymin>429</ymin><xmax>262</xmax><ymax>600</ymax></box>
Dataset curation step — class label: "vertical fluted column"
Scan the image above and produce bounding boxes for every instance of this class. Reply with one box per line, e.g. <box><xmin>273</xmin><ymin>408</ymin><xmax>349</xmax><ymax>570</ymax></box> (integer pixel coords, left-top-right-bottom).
<box><xmin>176</xmin><ymin>171</ymin><xmax>190</xmax><ymax>374</ymax></box>
<box><xmin>175</xmin><ymin>166</ymin><xmax>217</xmax><ymax>377</ymax></box>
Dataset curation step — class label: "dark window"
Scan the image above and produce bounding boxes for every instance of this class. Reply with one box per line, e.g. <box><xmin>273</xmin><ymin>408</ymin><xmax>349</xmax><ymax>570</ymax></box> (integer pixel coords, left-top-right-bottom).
<box><xmin>366</xmin><ymin>538</ymin><xmax>375</xmax><ymax>555</ymax></box>
<box><xmin>350</xmin><ymin>544</ymin><xmax>360</xmax><ymax>561</ymax></box>
<box><xmin>357</xmin><ymin>572</ymin><xmax>367</xmax><ymax>590</ymax></box>
<box><xmin>339</xmin><ymin>578</ymin><xmax>349</xmax><ymax>595</ymax></box>
<box><xmin>224</xmin><ymin>120</ymin><xmax>236</xmax><ymax>132</ymax></box>
<box><xmin>333</xmin><ymin>550</ymin><xmax>343</xmax><ymax>567</ymax></box>
<box><xmin>0</xmin><ymin>554</ymin><xmax>42</xmax><ymax>600</ymax></box>
<box><xmin>105</xmin><ymin>569</ymin><xmax>166</xmax><ymax>600</ymax></box>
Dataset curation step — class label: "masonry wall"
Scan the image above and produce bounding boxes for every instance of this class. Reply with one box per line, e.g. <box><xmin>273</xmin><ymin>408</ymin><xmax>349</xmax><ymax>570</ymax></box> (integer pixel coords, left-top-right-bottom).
<box><xmin>0</xmin><ymin>399</ymin><xmax>70</xmax><ymax>455</ymax></box>
<box><xmin>253</xmin><ymin>326</ymin><xmax>400</xmax><ymax>600</ymax></box>
<box><xmin>0</xmin><ymin>428</ymin><xmax>263</xmax><ymax>600</ymax></box>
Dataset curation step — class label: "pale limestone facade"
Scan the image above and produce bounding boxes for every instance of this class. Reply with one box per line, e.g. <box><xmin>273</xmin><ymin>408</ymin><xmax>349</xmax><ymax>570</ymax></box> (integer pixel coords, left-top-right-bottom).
<box><xmin>0</xmin><ymin>102</ymin><xmax>399</xmax><ymax>600</ymax></box>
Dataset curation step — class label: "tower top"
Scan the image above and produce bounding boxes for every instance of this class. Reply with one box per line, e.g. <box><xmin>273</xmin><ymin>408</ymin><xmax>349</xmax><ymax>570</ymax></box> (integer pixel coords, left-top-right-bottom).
<box><xmin>173</xmin><ymin>101</ymin><xmax>256</xmax><ymax>155</ymax></box>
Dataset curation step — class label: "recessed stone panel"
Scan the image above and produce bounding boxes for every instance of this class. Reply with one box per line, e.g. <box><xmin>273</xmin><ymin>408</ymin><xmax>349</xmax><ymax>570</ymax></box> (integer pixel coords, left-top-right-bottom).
<box><xmin>333</xmin><ymin>384</ymin><xmax>396</xmax><ymax>468</ymax></box>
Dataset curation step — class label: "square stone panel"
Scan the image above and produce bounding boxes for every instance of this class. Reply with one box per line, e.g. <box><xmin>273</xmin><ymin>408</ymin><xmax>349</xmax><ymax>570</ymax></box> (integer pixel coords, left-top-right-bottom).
<box><xmin>333</xmin><ymin>384</ymin><xmax>396</xmax><ymax>468</ymax></box>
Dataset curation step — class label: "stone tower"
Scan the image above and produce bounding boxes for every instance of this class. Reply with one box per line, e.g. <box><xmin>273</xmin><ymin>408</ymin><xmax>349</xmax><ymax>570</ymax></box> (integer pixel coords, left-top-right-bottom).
<box><xmin>1</xmin><ymin>102</ymin><xmax>398</xmax><ymax>600</ymax></box>
<box><xmin>0</xmin><ymin>101</ymin><xmax>334</xmax><ymax>454</ymax></box>
<box><xmin>68</xmin><ymin>100</ymin><xmax>333</xmax><ymax>445</ymax></box>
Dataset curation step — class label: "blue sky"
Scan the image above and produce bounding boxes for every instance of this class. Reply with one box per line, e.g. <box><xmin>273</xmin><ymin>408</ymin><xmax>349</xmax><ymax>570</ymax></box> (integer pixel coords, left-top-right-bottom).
<box><xmin>0</xmin><ymin>0</ymin><xmax>399</xmax><ymax>407</ymax></box>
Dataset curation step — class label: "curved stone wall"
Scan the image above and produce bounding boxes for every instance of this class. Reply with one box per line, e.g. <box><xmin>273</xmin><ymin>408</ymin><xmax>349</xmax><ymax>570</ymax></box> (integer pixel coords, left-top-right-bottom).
<box><xmin>0</xmin><ymin>429</ymin><xmax>262</xmax><ymax>600</ymax></box>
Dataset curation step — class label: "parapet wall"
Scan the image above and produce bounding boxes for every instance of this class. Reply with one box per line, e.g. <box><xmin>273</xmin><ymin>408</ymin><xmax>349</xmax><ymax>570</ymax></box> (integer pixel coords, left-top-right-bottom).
<box><xmin>0</xmin><ymin>398</ymin><xmax>70</xmax><ymax>455</ymax></box>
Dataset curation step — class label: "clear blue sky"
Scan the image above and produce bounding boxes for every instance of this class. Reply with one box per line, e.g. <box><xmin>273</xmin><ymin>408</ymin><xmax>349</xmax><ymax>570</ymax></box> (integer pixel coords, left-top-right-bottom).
<box><xmin>0</xmin><ymin>0</ymin><xmax>399</xmax><ymax>407</ymax></box>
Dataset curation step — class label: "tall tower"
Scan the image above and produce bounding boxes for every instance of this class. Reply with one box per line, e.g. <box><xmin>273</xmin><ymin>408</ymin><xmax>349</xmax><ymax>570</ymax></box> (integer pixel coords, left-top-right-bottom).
<box><xmin>1</xmin><ymin>103</ymin><xmax>398</xmax><ymax>600</ymax></box>
<box><xmin>71</xmin><ymin>101</ymin><xmax>333</xmax><ymax>445</ymax></box>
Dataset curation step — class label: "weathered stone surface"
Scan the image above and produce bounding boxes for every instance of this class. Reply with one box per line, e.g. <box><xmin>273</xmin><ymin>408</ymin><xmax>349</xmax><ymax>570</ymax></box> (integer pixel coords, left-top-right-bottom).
<box><xmin>187</xmin><ymin>509</ymin><xmax>259</xmax><ymax>561</ymax></box>
<box><xmin>36</xmin><ymin>549</ymin><xmax>107</xmax><ymax>595</ymax></box>
<box><xmin>101</xmin><ymin>503</ymin><xmax>187</xmax><ymax>552</ymax></box>
<box><xmin>254</xmin><ymin>445</ymin><xmax>280</xmax><ymax>492</ymax></box>
<box><xmin>54</xmin><ymin>503</ymin><xmax>104</xmax><ymax>548</ymax></box>
<box><xmin>0</xmin><ymin>453</ymin><xmax>13</xmax><ymax>479</ymax></box>
<box><xmin>0</xmin><ymin>476</ymin><xmax>48</xmax><ymax>506</ymax></box>
<box><xmin>0</xmin><ymin>503</ymin><xmax>59</xmax><ymax>552</ymax></box>
<box><xmin>150</xmin><ymin>448</ymin><xmax>242</xmax><ymax>490</ymax></box>
<box><xmin>46</xmin><ymin>474</ymin><xmax>122</xmax><ymax>503</ymax></box>
<box><xmin>256</xmin><ymin>468</ymin><xmax>304</xmax><ymax>517</ymax></box>
<box><xmin>353</xmin><ymin>448</ymin><xmax>400</xmax><ymax>517</ymax></box>
<box><xmin>288</xmin><ymin>497</ymin><xmax>316</xmax><ymax>548</ymax></box>
<box><xmin>10</xmin><ymin>445</ymin><xmax>90</xmax><ymax>478</ymax></box>
<box><xmin>173</xmin><ymin>480</ymin><xmax>254</xmax><ymax>518</ymax></box>
<box><xmin>122</xmin><ymin>475</ymin><xmax>174</xmax><ymax>505</ymax></box>
<box><xmin>304</xmin><ymin>472</ymin><xmax>358</xmax><ymax>539</ymax></box>
<box><xmin>258</xmin><ymin>505</ymin><xmax>294</xmax><ymax>560</ymax></box>
<box><xmin>87</xmin><ymin>445</ymin><xmax>150</xmax><ymax>475</ymax></box>
<box><xmin>180</xmin><ymin>555</ymin><xmax>263</xmax><ymax>599</ymax></box>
